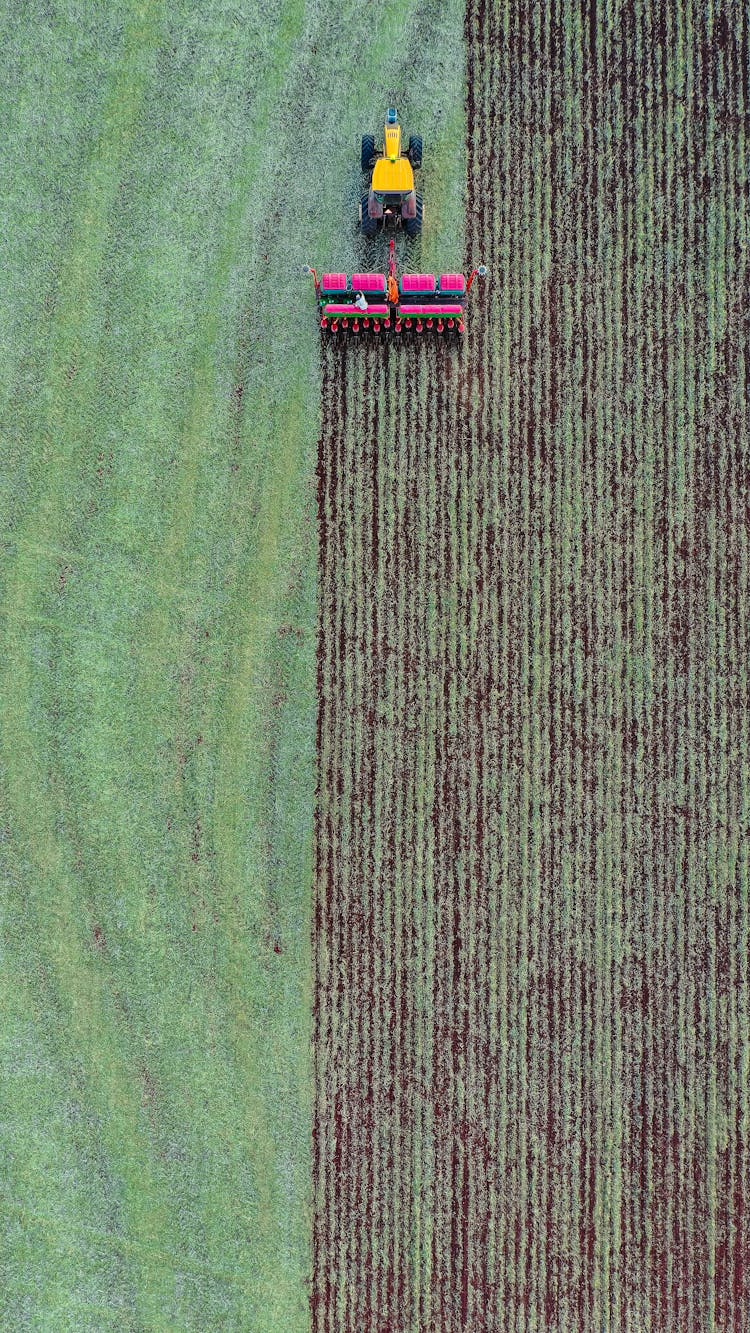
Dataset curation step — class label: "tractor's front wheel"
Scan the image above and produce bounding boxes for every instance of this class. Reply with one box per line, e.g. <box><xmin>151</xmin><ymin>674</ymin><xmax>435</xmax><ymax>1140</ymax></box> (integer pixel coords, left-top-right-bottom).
<box><xmin>408</xmin><ymin>134</ymin><xmax>423</xmax><ymax>168</ymax></box>
<box><xmin>404</xmin><ymin>192</ymin><xmax>423</xmax><ymax>238</ymax></box>
<box><xmin>360</xmin><ymin>194</ymin><xmax>377</xmax><ymax>237</ymax></box>
<box><xmin>361</xmin><ymin>135</ymin><xmax>376</xmax><ymax>171</ymax></box>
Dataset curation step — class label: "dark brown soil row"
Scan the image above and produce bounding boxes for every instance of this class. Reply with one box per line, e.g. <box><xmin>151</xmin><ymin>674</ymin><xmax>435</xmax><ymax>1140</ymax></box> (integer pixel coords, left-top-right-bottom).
<box><xmin>313</xmin><ymin>0</ymin><xmax>749</xmax><ymax>1327</ymax></box>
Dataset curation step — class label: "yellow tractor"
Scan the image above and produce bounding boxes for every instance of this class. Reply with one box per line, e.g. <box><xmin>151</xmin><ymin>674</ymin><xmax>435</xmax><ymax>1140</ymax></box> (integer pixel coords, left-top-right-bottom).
<box><xmin>359</xmin><ymin>108</ymin><xmax>423</xmax><ymax>237</ymax></box>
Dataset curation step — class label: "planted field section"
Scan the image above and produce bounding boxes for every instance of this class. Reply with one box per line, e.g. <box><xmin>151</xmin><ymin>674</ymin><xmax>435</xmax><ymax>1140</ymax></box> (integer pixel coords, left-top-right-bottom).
<box><xmin>314</xmin><ymin>0</ymin><xmax>749</xmax><ymax>1329</ymax></box>
<box><xmin>314</xmin><ymin>335</ymin><xmax>471</xmax><ymax>1333</ymax></box>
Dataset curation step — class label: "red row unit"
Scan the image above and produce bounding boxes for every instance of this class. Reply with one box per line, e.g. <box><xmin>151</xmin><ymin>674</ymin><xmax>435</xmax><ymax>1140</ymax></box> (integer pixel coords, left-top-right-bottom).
<box><xmin>320</xmin><ymin>305</ymin><xmax>464</xmax><ymax>334</ymax></box>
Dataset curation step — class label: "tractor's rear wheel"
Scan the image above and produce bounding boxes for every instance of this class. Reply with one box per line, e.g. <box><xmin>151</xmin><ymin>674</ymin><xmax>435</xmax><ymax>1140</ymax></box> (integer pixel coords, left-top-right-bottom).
<box><xmin>360</xmin><ymin>194</ymin><xmax>377</xmax><ymax>237</ymax></box>
<box><xmin>361</xmin><ymin>135</ymin><xmax>376</xmax><ymax>171</ymax></box>
<box><xmin>408</xmin><ymin>134</ymin><xmax>423</xmax><ymax>168</ymax></box>
<box><xmin>404</xmin><ymin>192</ymin><xmax>423</xmax><ymax>238</ymax></box>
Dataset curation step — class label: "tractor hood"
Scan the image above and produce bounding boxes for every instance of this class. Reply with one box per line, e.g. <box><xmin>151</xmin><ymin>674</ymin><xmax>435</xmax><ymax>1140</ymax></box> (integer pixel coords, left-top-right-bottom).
<box><xmin>384</xmin><ymin>121</ymin><xmax>401</xmax><ymax>160</ymax></box>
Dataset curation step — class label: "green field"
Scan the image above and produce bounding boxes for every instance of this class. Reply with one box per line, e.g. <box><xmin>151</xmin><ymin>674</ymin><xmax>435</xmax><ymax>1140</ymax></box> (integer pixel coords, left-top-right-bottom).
<box><xmin>2</xmin><ymin>1</ymin><xmax>465</xmax><ymax>1328</ymax></box>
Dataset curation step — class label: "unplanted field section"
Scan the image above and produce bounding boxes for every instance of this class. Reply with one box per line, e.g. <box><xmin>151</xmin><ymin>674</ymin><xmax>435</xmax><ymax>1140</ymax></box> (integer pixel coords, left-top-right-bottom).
<box><xmin>313</xmin><ymin>0</ymin><xmax>749</xmax><ymax>1329</ymax></box>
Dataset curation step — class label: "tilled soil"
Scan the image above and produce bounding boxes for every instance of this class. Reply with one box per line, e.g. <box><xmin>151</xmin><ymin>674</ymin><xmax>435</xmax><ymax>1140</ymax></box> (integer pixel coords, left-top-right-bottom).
<box><xmin>313</xmin><ymin>0</ymin><xmax>749</xmax><ymax>1328</ymax></box>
